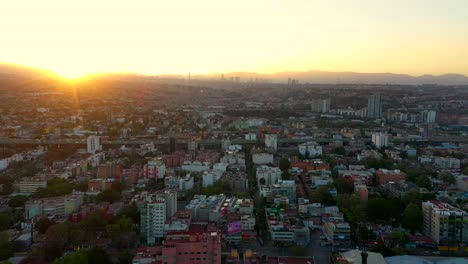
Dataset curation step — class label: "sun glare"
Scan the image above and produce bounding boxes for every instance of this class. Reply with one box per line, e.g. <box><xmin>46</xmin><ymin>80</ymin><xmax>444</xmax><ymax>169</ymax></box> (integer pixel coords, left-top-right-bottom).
<box><xmin>54</xmin><ymin>68</ymin><xmax>89</xmax><ymax>80</ymax></box>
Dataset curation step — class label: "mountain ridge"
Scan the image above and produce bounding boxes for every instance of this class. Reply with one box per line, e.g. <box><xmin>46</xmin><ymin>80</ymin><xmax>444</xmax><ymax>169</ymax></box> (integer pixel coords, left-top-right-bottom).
<box><xmin>1</xmin><ymin>63</ymin><xmax>468</xmax><ymax>85</ymax></box>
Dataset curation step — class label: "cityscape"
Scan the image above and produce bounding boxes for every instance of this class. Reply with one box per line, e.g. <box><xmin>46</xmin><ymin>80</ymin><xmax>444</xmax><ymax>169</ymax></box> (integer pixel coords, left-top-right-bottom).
<box><xmin>1</xmin><ymin>1</ymin><xmax>468</xmax><ymax>264</ymax></box>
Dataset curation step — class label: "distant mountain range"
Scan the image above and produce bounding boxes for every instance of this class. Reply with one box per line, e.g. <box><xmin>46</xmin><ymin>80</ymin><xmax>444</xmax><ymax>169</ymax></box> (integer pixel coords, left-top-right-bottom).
<box><xmin>1</xmin><ymin>63</ymin><xmax>468</xmax><ymax>85</ymax></box>
<box><xmin>195</xmin><ymin>70</ymin><xmax>468</xmax><ymax>85</ymax></box>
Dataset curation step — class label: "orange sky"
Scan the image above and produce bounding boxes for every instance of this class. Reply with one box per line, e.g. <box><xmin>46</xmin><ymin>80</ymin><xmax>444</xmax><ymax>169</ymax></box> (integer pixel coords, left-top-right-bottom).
<box><xmin>1</xmin><ymin>0</ymin><xmax>467</xmax><ymax>78</ymax></box>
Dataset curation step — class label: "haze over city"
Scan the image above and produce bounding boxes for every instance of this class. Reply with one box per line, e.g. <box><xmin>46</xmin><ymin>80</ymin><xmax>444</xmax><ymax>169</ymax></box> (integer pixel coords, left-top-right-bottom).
<box><xmin>1</xmin><ymin>0</ymin><xmax>468</xmax><ymax>78</ymax></box>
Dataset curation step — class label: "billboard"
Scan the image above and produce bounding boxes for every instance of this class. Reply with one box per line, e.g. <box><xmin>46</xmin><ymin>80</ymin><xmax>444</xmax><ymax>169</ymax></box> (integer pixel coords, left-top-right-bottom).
<box><xmin>227</xmin><ymin>221</ymin><xmax>242</xmax><ymax>234</ymax></box>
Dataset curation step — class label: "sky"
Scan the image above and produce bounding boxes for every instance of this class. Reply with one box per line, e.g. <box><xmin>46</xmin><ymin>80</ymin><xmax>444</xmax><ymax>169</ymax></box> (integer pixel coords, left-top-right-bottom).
<box><xmin>1</xmin><ymin>0</ymin><xmax>467</xmax><ymax>78</ymax></box>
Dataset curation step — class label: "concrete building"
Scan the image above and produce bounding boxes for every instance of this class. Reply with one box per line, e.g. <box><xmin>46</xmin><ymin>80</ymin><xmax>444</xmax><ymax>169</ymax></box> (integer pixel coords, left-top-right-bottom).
<box><xmin>433</xmin><ymin>157</ymin><xmax>461</xmax><ymax>169</ymax></box>
<box><xmin>185</xmin><ymin>195</ymin><xmax>207</xmax><ymax>219</ymax></box>
<box><xmin>265</xmin><ymin>134</ymin><xmax>278</xmax><ymax>151</ymax></box>
<box><xmin>25</xmin><ymin>192</ymin><xmax>84</xmax><ymax>219</ymax></box>
<box><xmin>298</xmin><ymin>142</ymin><xmax>323</xmax><ymax>157</ymax></box>
<box><xmin>421</xmin><ymin>110</ymin><xmax>436</xmax><ymax>123</ymax></box>
<box><xmin>161</xmin><ymin>231</ymin><xmax>222</xmax><ymax>264</ymax></box>
<box><xmin>222</xmin><ymin>172</ymin><xmax>249</xmax><ymax>192</ymax></box>
<box><xmin>15</xmin><ymin>177</ymin><xmax>47</xmax><ymax>193</ymax></box>
<box><xmin>220</xmin><ymin>151</ymin><xmax>245</xmax><ymax>166</ymax></box>
<box><xmin>311</xmin><ymin>98</ymin><xmax>330</xmax><ymax>113</ymax></box>
<box><xmin>87</xmin><ymin>178</ymin><xmax>115</xmax><ymax>191</ymax></box>
<box><xmin>256</xmin><ymin>166</ymin><xmax>281</xmax><ymax>186</ymax></box>
<box><xmin>181</xmin><ymin>161</ymin><xmax>211</xmax><ymax>173</ymax></box>
<box><xmin>144</xmin><ymin>158</ymin><xmax>166</xmax><ymax>179</ymax></box>
<box><xmin>138</xmin><ymin>189</ymin><xmax>178</xmax><ymax>245</ymax></box>
<box><xmin>86</xmin><ymin>135</ymin><xmax>102</xmax><ymax>154</ymax></box>
<box><xmin>367</xmin><ymin>94</ymin><xmax>382</xmax><ymax>119</ymax></box>
<box><xmin>271</xmin><ymin>180</ymin><xmax>297</xmax><ymax>205</ymax></box>
<box><xmin>140</xmin><ymin>198</ymin><xmax>166</xmax><ymax>245</ymax></box>
<box><xmin>372</xmin><ymin>132</ymin><xmax>389</xmax><ymax>148</ymax></box>
<box><xmin>323</xmin><ymin>221</ymin><xmax>352</xmax><ymax>247</ymax></box>
<box><xmin>202</xmin><ymin>171</ymin><xmax>220</xmax><ymax>188</ymax></box>
<box><xmin>179</xmin><ymin>174</ymin><xmax>195</xmax><ymax>191</ymax></box>
<box><xmin>422</xmin><ymin>200</ymin><xmax>468</xmax><ymax>245</ymax></box>
<box><xmin>244</xmin><ymin>133</ymin><xmax>257</xmax><ymax>141</ymax></box>
<box><xmin>252</xmin><ymin>153</ymin><xmax>274</xmax><ymax>165</ymax></box>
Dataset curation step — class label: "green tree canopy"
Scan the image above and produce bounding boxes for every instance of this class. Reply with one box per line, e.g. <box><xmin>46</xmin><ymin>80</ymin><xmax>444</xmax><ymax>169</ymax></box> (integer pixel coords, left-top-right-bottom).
<box><xmin>279</xmin><ymin>158</ymin><xmax>291</xmax><ymax>171</ymax></box>
<box><xmin>402</xmin><ymin>203</ymin><xmax>423</xmax><ymax>233</ymax></box>
<box><xmin>8</xmin><ymin>195</ymin><xmax>28</xmax><ymax>208</ymax></box>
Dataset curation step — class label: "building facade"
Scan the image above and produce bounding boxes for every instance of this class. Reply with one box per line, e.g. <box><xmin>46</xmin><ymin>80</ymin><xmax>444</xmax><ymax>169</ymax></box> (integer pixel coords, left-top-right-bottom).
<box><xmin>422</xmin><ymin>200</ymin><xmax>468</xmax><ymax>245</ymax></box>
<box><xmin>367</xmin><ymin>94</ymin><xmax>382</xmax><ymax>119</ymax></box>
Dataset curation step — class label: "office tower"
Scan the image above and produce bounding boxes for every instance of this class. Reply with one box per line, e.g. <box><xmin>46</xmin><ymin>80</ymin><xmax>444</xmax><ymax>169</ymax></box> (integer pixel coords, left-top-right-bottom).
<box><xmin>367</xmin><ymin>94</ymin><xmax>382</xmax><ymax>119</ymax></box>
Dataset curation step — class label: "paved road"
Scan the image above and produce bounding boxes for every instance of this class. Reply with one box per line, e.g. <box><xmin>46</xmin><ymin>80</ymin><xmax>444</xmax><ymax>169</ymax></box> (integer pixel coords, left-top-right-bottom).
<box><xmin>223</xmin><ymin>230</ymin><xmax>331</xmax><ymax>263</ymax></box>
<box><xmin>307</xmin><ymin>229</ymin><xmax>332</xmax><ymax>264</ymax></box>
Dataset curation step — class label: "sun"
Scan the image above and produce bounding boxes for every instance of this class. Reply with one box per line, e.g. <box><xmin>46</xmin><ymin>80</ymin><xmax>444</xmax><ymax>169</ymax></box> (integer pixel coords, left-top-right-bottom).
<box><xmin>53</xmin><ymin>67</ymin><xmax>90</xmax><ymax>80</ymax></box>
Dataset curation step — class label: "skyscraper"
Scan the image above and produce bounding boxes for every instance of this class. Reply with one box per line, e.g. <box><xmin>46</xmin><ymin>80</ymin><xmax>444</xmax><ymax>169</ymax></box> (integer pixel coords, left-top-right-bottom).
<box><xmin>367</xmin><ymin>94</ymin><xmax>382</xmax><ymax>119</ymax></box>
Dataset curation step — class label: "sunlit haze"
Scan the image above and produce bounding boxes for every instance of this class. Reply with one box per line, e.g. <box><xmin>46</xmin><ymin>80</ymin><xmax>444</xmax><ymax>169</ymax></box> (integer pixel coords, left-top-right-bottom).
<box><xmin>1</xmin><ymin>0</ymin><xmax>468</xmax><ymax>78</ymax></box>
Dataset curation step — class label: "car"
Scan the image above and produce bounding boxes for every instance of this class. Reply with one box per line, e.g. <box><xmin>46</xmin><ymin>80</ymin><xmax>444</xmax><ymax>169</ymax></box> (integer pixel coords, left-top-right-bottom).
<box><xmin>320</xmin><ymin>236</ymin><xmax>327</xmax><ymax>241</ymax></box>
<box><xmin>320</xmin><ymin>242</ymin><xmax>330</xmax><ymax>247</ymax></box>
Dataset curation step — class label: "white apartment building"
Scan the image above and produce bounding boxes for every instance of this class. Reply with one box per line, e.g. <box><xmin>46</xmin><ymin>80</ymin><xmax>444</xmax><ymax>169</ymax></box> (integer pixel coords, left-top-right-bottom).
<box><xmin>433</xmin><ymin>157</ymin><xmax>461</xmax><ymax>169</ymax></box>
<box><xmin>256</xmin><ymin>166</ymin><xmax>281</xmax><ymax>186</ymax></box>
<box><xmin>298</xmin><ymin>142</ymin><xmax>323</xmax><ymax>157</ymax></box>
<box><xmin>265</xmin><ymin>134</ymin><xmax>278</xmax><ymax>151</ymax></box>
<box><xmin>372</xmin><ymin>132</ymin><xmax>389</xmax><ymax>148</ymax></box>
<box><xmin>86</xmin><ymin>135</ymin><xmax>102</xmax><ymax>154</ymax></box>
<box><xmin>179</xmin><ymin>174</ymin><xmax>194</xmax><ymax>191</ymax></box>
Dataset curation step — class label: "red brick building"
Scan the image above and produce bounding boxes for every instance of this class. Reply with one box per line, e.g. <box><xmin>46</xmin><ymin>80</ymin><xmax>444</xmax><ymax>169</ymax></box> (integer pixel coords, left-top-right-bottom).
<box><xmin>375</xmin><ymin>169</ymin><xmax>406</xmax><ymax>185</ymax></box>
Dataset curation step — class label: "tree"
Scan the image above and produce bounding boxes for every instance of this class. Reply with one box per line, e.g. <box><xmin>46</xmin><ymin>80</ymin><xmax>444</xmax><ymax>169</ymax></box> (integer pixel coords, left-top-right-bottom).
<box><xmin>259</xmin><ymin>178</ymin><xmax>266</xmax><ymax>185</ymax></box>
<box><xmin>0</xmin><ymin>232</ymin><xmax>13</xmax><ymax>261</ymax></box>
<box><xmin>366</xmin><ymin>198</ymin><xmax>401</xmax><ymax>223</ymax></box>
<box><xmin>370</xmin><ymin>245</ymin><xmax>395</xmax><ymax>257</ymax></box>
<box><xmin>281</xmin><ymin>170</ymin><xmax>290</xmax><ymax>180</ymax></box>
<box><xmin>390</xmin><ymin>229</ymin><xmax>409</xmax><ymax>247</ymax></box>
<box><xmin>96</xmin><ymin>189</ymin><xmax>121</xmax><ymax>203</ymax></box>
<box><xmin>45</xmin><ymin>223</ymin><xmax>69</xmax><ymax>249</ymax></box>
<box><xmin>118</xmin><ymin>250</ymin><xmax>133</xmax><ymax>264</ymax></box>
<box><xmin>337</xmin><ymin>193</ymin><xmax>364</xmax><ymax>225</ymax></box>
<box><xmin>0</xmin><ymin>212</ymin><xmax>12</xmax><ymax>231</ymax></box>
<box><xmin>279</xmin><ymin>158</ymin><xmax>291</xmax><ymax>171</ymax></box>
<box><xmin>87</xmin><ymin>247</ymin><xmax>112</xmax><ymax>264</ymax></box>
<box><xmin>463</xmin><ymin>166</ymin><xmax>468</xmax><ymax>175</ymax></box>
<box><xmin>8</xmin><ymin>195</ymin><xmax>28</xmax><ymax>208</ymax></box>
<box><xmin>117</xmin><ymin>202</ymin><xmax>140</xmax><ymax>224</ymax></box>
<box><xmin>288</xmin><ymin>245</ymin><xmax>306</xmax><ymax>256</ymax></box>
<box><xmin>35</xmin><ymin>217</ymin><xmax>56</xmax><ymax>234</ymax></box>
<box><xmin>106</xmin><ymin>216</ymin><xmax>134</xmax><ymax>247</ymax></box>
<box><xmin>33</xmin><ymin>178</ymin><xmax>74</xmax><ymax>198</ymax></box>
<box><xmin>334</xmin><ymin>177</ymin><xmax>354</xmax><ymax>194</ymax></box>
<box><xmin>311</xmin><ymin>186</ymin><xmax>335</xmax><ymax>206</ymax></box>
<box><xmin>331</xmin><ymin>146</ymin><xmax>346</xmax><ymax>155</ymax></box>
<box><xmin>416</xmin><ymin>175</ymin><xmax>433</xmax><ymax>191</ymax></box>
<box><xmin>402</xmin><ymin>203</ymin><xmax>422</xmax><ymax>233</ymax></box>
<box><xmin>439</xmin><ymin>171</ymin><xmax>455</xmax><ymax>184</ymax></box>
